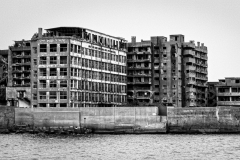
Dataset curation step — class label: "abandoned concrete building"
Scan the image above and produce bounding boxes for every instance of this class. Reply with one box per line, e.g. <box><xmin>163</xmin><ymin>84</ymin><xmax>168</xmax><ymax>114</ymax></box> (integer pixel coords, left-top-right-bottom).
<box><xmin>216</xmin><ymin>77</ymin><xmax>240</xmax><ymax>106</ymax></box>
<box><xmin>127</xmin><ymin>35</ymin><xmax>208</xmax><ymax>107</ymax></box>
<box><xmin>6</xmin><ymin>40</ymin><xmax>31</xmax><ymax>107</ymax></box>
<box><xmin>29</xmin><ymin>27</ymin><xmax>127</xmax><ymax>108</ymax></box>
<box><xmin>207</xmin><ymin>82</ymin><xmax>218</xmax><ymax>107</ymax></box>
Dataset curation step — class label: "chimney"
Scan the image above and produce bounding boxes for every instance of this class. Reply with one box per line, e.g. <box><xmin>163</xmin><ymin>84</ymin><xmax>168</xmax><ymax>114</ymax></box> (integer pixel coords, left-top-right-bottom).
<box><xmin>201</xmin><ymin>43</ymin><xmax>204</xmax><ymax>47</ymax></box>
<box><xmin>38</xmin><ymin>28</ymin><xmax>42</xmax><ymax>38</ymax></box>
<box><xmin>131</xmin><ymin>36</ymin><xmax>136</xmax><ymax>44</ymax></box>
<box><xmin>197</xmin><ymin>42</ymin><xmax>200</xmax><ymax>47</ymax></box>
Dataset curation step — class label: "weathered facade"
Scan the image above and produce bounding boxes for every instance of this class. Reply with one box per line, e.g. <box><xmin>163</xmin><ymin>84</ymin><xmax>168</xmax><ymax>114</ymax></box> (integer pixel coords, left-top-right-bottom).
<box><xmin>207</xmin><ymin>82</ymin><xmax>218</xmax><ymax>107</ymax></box>
<box><xmin>216</xmin><ymin>77</ymin><xmax>240</xmax><ymax>106</ymax></box>
<box><xmin>0</xmin><ymin>50</ymin><xmax>8</xmax><ymax>105</ymax></box>
<box><xmin>6</xmin><ymin>41</ymin><xmax>31</xmax><ymax>107</ymax></box>
<box><xmin>127</xmin><ymin>35</ymin><xmax>208</xmax><ymax>107</ymax></box>
<box><xmin>31</xmin><ymin>27</ymin><xmax>127</xmax><ymax>108</ymax></box>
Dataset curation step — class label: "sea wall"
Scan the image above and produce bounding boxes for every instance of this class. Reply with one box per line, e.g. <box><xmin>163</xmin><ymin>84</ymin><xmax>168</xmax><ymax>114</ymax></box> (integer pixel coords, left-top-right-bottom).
<box><xmin>0</xmin><ymin>106</ymin><xmax>15</xmax><ymax>131</ymax></box>
<box><xmin>15</xmin><ymin>107</ymin><xmax>167</xmax><ymax>133</ymax></box>
<box><xmin>167</xmin><ymin>106</ymin><xmax>240</xmax><ymax>133</ymax></box>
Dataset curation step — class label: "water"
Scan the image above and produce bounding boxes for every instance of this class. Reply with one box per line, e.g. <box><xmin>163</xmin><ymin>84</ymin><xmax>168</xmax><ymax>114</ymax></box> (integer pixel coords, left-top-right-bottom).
<box><xmin>0</xmin><ymin>134</ymin><xmax>240</xmax><ymax>160</ymax></box>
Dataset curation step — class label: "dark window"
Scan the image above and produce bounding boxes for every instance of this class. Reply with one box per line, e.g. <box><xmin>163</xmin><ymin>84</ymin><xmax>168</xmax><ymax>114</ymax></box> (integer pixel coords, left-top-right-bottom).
<box><xmin>60</xmin><ymin>56</ymin><xmax>67</xmax><ymax>64</ymax></box>
<box><xmin>49</xmin><ymin>103</ymin><xmax>57</xmax><ymax>107</ymax></box>
<box><xmin>50</xmin><ymin>56</ymin><xmax>57</xmax><ymax>64</ymax></box>
<box><xmin>60</xmin><ymin>68</ymin><xmax>67</xmax><ymax>76</ymax></box>
<box><xmin>60</xmin><ymin>91</ymin><xmax>67</xmax><ymax>99</ymax></box>
<box><xmin>39</xmin><ymin>57</ymin><xmax>47</xmax><ymax>65</ymax></box>
<box><xmin>33</xmin><ymin>59</ymin><xmax>37</xmax><ymax>65</ymax></box>
<box><xmin>33</xmin><ymin>94</ymin><xmax>37</xmax><ymax>100</ymax></box>
<box><xmin>50</xmin><ymin>80</ymin><xmax>57</xmax><ymax>88</ymax></box>
<box><xmin>39</xmin><ymin>68</ymin><xmax>47</xmax><ymax>76</ymax></box>
<box><xmin>39</xmin><ymin>103</ymin><xmax>47</xmax><ymax>107</ymax></box>
<box><xmin>60</xmin><ymin>103</ymin><xmax>67</xmax><ymax>107</ymax></box>
<box><xmin>49</xmin><ymin>91</ymin><xmax>57</xmax><ymax>99</ymax></box>
<box><xmin>39</xmin><ymin>80</ymin><xmax>46</xmax><ymax>88</ymax></box>
<box><xmin>33</xmin><ymin>82</ymin><xmax>37</xmax><ymax>88</ymax></box>
<box><xmin>40</xmin><ymin>44</ymin><xmax>47</xmax><ymax>52</ymax></box>
<box><xmin>50</xmin><ymin>68</ymin><xmax>57</xmax><ymax>76</ymax></box>
<box><xmin>50</xmin><ymin>44</ymin><xmax>57</xmax><ymax>52</ymax></box>
<box><xmin>60</xmin><ymin>80</ymin><xmax>67</xmax><ymax>87</ymax></box>
<box><xmin>60</xmin><ymin>44</ymin><xmax>67</xmax><ymax>52</ymax></box>
<box><xmin>39</xmin><ymin>91</ymin><xmax>47</xmax><ymax>100</ymax></box>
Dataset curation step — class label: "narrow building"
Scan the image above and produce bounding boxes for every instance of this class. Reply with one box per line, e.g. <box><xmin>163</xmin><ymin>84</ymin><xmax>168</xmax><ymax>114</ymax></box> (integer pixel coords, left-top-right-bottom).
<box><xmin>207</xmin><ymin>82</ymin><xmax>218</xmax><ymax>107</ymax></box>
<box><xmin>6</xmin><ymin>41</ymin><xmax>31</xmax><ymax>107</ymax></box>
<box><xmin>31</xmin><ymin>27</ymin><xmax>127</xmax><ymax>108</ymax></box>
<box><xmin>127</xmin><ymin>35</ymin><xmax>208</xmax><ymax>107</ymax></box>
<box><xmin>0</xmin><ymin>50</ymin><xmax>8</xmax><ymax>105</ymax></box>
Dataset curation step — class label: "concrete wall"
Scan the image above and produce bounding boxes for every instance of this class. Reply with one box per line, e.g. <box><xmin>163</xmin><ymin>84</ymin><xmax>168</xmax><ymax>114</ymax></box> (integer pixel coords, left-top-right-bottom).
<box><xmin>0</xmin><ymin>106</ymin><xmax>15</xmax><ymax>130</ymax></box>
<box><xmin>15</xmin><ymin>108</ymin><xmax>80</xmax><ymax>127</ymax></box>
<box><xmin>15</xmin><ymin>107</ymin><xmax>167</xmax><ymax>133</ymax></box>
<box><xmin>167</xmin><ymin>106</ymin><xmax>240</xmax><ymax>133</ymax></box>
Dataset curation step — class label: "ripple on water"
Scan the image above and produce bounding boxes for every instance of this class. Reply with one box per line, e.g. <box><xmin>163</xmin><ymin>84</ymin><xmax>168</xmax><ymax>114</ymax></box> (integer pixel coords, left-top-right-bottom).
<box><xmin>0</xmin><ymin>134</ymin><xmax>240</xmax><ymax>160</ymax></box>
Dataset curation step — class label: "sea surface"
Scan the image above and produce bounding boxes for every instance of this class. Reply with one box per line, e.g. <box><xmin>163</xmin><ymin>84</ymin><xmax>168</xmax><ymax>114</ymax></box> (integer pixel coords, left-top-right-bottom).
<box><xmin>0</xmin><ymin>134</ymin><xmax>240</xmax><ymax>160</ymax></box>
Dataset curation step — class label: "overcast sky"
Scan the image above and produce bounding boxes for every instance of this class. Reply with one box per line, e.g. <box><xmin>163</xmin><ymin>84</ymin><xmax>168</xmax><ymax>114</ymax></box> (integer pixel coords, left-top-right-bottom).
<box><xmin>1</xmin><ymin>0</ymin><xmax>239</xmax><ymax>81</ymax></box>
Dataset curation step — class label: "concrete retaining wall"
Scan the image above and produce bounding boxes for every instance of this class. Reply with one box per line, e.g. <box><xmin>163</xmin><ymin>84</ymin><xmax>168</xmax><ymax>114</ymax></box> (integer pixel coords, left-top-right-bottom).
<box><xmin>15</xmin><ymin>107</ymin><xmax>166</xmax><ymax>133</ymax></box>
<box><xmin>0</xmin><ymin>106</ymin><xmax>15</xmax><ymax>130</ymax></box>
<box><xmin>167</xmin><ymin>106</ymin><xmax>240</xmax><ymax>133</ymax></box>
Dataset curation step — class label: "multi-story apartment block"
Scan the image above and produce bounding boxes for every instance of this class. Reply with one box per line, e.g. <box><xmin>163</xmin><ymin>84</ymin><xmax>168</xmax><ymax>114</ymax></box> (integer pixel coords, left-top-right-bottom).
<box><xmin>6</xmin><ymin>41</ymin><xmax>31</xmax><ymax>107</ymax></box>
<box><xmin>30</xmin><ymin>27</ymin><xmax>127</xmax><ymax>108</ymax></box>
<box><xmin>216</xmin><ymin>77</ymin><xmax>240</xmax><ymax>106</ymax></box>
<box><xmin>127</xmin><ymin>37</ymin><xmax>154</xmax><ymax>105</ymax></box>
<box><xmin>127</xmin><ymin>35</ymin><xmax>208</xmax><ymax>107</ymax></box>
<box><xmin>182</xmin><ymin>39</ymin><xmax>208</xmax><ymax>107</ymax></box>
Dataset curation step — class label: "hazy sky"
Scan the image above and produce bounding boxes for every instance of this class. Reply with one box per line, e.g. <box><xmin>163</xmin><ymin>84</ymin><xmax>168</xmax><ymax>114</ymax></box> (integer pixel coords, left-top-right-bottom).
<box><xmin>1</xmin><ymin>0</ymin><xmax>240</xmax><ymax>81</ymax></box>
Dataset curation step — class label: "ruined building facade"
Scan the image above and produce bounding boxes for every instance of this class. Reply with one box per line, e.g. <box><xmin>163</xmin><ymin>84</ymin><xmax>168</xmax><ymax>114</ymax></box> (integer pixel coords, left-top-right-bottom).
<box><xmin>207</xmin><ymin>82</ymin><xmax>218</xmax><ymax>107</ymax></box>
<box><xmin>216</xmin><ymin>77</ymin><xmax>240</xmax><ymax>106</ymax></box>
<box><xmin>127</xmin><ymin>35</ymin><xmax>208</xmax><ymax>107</ymax></box>
<box><xmin>30</xmin><ymin>27</ymin><xmax>127</xmax><ymax>108</ymax></box>
<box><xmin>6</xmin><ymin>41</ymin><xmax>31</xmax><ymax>107</ymax></box>
<box><xmin>0</xmin><ymin>50</ymin><xmax>8</xmax><ymax>105</ymax></box>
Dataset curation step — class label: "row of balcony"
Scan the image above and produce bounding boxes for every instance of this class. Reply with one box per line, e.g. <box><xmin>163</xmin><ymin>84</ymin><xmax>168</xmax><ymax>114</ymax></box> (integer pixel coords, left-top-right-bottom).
<box><xmin>128</xmin><ymin>66</ymin><xmax>151</xmax><ymax>70</ymax></box>
<box><xmin>195</xmin><ymin>54</ymin><xmax>208</xmax><ymax>60</ymax></box>
<box><xmin>195</xmin><ymin>62</ymin><xmax>208</xmax><ymax>67</ymax></box>
<box><xmin>11</xmin><ymin>46</ymin><xmax>31</xmax><ymax>51</ymax></box>
<box><xmin>12</xmin><ymin>62</ymin><xmax>31</xmax><ymax>66</ymax></box>
<box><xmin>127</xmin><ymin>81</ymin><xmax>151</xmax><ymax>84</ymax></box>
<box><xmin>12</xmin><ymin>54</ymin><xmax>31</xmax><ymax>58</ymax></box>
<box><xmin>218</xmin><ymin>101</ymin><xmax>240</xmax><ymax>106</ymax></box>
<box><xmin>196</xmin><ymin>68</ymin><xmax>208</xmax><ymax>74</ymax></box>
<box><xmin>13</xmin><ymin>76</ymin><xmax>30</xmax><ymax>79</ymax></box>
<box><xmin>127</xmin><ymin>59</ymin><xmax>151</xmax><ymax>62</ymax></box>
<box><xmin>217</xmin><ymin>92</ymin><xmax>240</xmax><ymax>96</ymax></box>
<box><xmin>128</xmin><ymin>73</ymin><xmax>151</xmax><ymax>77</ymax></box>
<box><xmin>128</xmin><ymin>51</ymin><xmax>151</xmax><ymax>55</ymax></box>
